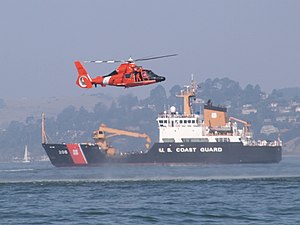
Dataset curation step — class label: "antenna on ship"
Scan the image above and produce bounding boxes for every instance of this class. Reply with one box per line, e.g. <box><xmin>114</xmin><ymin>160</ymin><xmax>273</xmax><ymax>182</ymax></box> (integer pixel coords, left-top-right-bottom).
<box><xmin>176</xmin><ymin>74</ymin><xmax>197</xmax><ymax>116</ymax></box>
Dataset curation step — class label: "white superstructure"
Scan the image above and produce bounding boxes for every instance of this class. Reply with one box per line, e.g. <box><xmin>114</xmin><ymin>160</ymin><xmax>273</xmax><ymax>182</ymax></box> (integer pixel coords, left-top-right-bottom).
<box><xmin>157</xmin><ymin>107</ymin><xmax>245</xmax><ymax>143</ymax></box>
<box><xmin>156</xmin><ymin>79</ymin><xmax>281</xmax><ymax>147</ymax></box>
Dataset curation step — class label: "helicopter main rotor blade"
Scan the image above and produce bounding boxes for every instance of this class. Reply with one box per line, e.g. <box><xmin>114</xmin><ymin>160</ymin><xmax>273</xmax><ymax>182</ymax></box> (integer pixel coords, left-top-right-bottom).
<box><xmin>135</xmin><ymin>54</ymin><xmax>178</xmax><ymax>62</ymax></box>
<box><xmin>83</xmin><ymin>54</ymin><xmax>177</xmax><ymax>64</ymax></box>
<box><xmin>84</xmin><ymin>60</ymin><xmax>122</xmax><ymax>64</ymax></box>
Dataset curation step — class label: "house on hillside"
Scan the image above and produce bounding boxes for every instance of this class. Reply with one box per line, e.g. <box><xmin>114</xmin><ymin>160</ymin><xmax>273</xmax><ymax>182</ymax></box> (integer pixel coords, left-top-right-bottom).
<box><xmin>276</xmin><ymin>116</ymin><xmax>287</xmax><ymax>122</ymax></box>
<box><xmin>269</xmin><ymin>102</ymin><xmax>278</xmax><ymax>112</ymax></box>
<box><xmin>288</xmin><ymin>116</ymin><xmax>297</xmax><ymax>123</ymax></box>
<box><xmin>260</xmin><ymin>125</ymin><xmax>279</xmax><ymax>135</ymax></box>
<box><xmin>242</xmin><ymin>104</ymin><xmax>257</xmax><ymax>115</ymax></box>
<box><xmin>260</xmin><ymin>92</ymin><xmax>268</xmax><ymax>100</ymax></box>
<box><xmin>279</xmin><ymin>106</ymin><xmax>291</xmax><ymax>114</ymax></box>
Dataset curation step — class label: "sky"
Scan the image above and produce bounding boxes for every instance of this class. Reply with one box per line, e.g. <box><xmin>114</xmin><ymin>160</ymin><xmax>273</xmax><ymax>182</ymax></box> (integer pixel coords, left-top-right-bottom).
<box><xmin>0</xmin><ymin>0</ymin><xmax>299</xmax><ymax>99</ymax></box>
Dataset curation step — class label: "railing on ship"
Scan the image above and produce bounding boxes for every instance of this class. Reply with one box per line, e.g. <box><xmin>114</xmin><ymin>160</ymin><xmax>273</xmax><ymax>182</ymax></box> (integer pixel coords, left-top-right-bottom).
<box><xmin>158</xmin><ymin>113</ymin><xmax>198</xmax><ymax>118</ymax></box>
<box><xmin>244</xmin><ymin>139</ymin><xmax>282</xmax><ymax>147</ymax></box>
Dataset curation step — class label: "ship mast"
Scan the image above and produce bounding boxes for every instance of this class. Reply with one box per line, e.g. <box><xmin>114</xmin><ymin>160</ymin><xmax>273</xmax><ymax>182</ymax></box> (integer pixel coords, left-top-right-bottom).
<box><xmin>176</xmin><ymin>76</ymin><xmax>197</xmax><ymax>116</ymax></box>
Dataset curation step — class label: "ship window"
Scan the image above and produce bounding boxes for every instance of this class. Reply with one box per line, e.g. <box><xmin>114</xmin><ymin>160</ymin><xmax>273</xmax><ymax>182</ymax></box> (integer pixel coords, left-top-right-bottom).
<box><xmin>192</xmin><ymin>120</ymin><xmax>195</xmax><ymax>124</ymax></box>
<box><xmin>180</xmin><ymin>120</ymin><xmax>183</xmax><ymax>124</ymax></box>
<box><xmin>198</xmin><ymin>138</ymin><xmax>209</xmax><ymax>142</ymax></box>
<box><xmin>162</xmin><ymin>138</ymin><xmax>175</xmax><ymax>143</ymax></box>
<box><xmin>182</xmin><ymin>138</ymin><xmax>209</xmax><ymax>142</ymax></box>
<box><xmin>184</xmin><ymin>120</ymin><xmax>187</xmax><ymax>124</ymax></box>
<box><xmin>159</xmin><ymin>120</ymin><xmax>163</xmax><ymax>123</ymax></box>
<box><xmin>164</xmin><ymin>120</ymin><xmax>168</xmax><ymax>123</ymax></box>
<box><xmin>215</xmin><ymin>138</ymin><xmax>230</xmax><ymax>142</ymax></box>
<box><xmin>188</xmin><ymin>120</ymin><xmax>191</xmax><ymax>123</ymax></box>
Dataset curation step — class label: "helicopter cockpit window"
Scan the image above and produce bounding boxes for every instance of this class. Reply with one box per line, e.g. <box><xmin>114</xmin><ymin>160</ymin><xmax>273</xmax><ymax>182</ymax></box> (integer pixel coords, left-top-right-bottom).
<box><xmin>145</xmin><ymin>70</ymin><xmax>158</xmax><ymax>78</ymax></box>
<box><xmin>106</xmin><ymin>70</ymin><xmax>118</xmax><ymax>77</ymax></box>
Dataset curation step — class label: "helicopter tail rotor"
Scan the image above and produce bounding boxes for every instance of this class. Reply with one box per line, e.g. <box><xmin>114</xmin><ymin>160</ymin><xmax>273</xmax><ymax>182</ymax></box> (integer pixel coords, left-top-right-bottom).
<box><xmin>75</xmin><ymin>61</ymin><xmax>93</xmax><ymax>88</ymax></box>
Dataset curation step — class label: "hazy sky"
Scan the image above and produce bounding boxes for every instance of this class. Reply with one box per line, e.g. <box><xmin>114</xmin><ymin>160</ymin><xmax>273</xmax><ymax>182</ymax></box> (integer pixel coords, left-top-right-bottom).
<box><xmin>1</xmin><ymin>0</ymin><xmax>299</xmax><ymax>98</ymax></box>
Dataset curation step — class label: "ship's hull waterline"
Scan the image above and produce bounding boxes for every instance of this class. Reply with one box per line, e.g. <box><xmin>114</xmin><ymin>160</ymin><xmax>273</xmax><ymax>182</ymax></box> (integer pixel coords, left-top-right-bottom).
<box><xmin>42</xmin><ymin>142</ymin><xmax>282</xmax><ymax>167</ymax></box>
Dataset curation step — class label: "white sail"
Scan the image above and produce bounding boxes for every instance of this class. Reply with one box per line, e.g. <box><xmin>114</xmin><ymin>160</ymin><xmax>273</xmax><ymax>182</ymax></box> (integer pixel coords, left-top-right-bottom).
<box><xmin>23</xmin><ymin>145</ymin><xmax>30</xmax><ymax>163</ymax></box>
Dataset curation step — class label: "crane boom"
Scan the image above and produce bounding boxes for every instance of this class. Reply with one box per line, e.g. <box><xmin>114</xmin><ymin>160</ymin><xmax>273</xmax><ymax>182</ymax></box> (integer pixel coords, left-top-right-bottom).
<box><xmin>98</xmin><ymin>124</ymin><xmax>151</xmax><ymax>143</ymax></box>
<box><xmin>229</xmin><ymin>116</ymin><xmax>251</xmax><ymax>134</ymax></box>
<box><xmin>229</xmin><ymin>116</ymin><xmax>251</xmax><ymax>126</ymax></box>
<box><xmin>92</xmin><ymin>124</ymin><xmax>151</xmax><ymax>156</ymax></box>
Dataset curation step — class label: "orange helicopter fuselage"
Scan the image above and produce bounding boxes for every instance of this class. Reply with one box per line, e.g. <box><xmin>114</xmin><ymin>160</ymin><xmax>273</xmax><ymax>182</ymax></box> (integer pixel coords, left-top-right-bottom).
<box><xmin>75</xmin><ymin>61</ymin><xmax>165</xmax><ymax>88</ymax></box>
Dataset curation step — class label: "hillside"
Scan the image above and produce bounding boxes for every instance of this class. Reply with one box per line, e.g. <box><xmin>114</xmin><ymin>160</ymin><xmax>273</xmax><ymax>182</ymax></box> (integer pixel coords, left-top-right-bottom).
<box><xmin>0</xmin><ymin>93</ymin><xmax>113</xmax><ymax>127</ymax></box>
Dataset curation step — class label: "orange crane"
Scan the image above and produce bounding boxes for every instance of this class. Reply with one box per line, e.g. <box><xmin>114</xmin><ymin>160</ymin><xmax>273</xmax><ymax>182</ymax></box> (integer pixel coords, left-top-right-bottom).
<box><xmin>92</xmin><ymin>124</ymin><xmax>151</xmax><ymax>156</ymax></box>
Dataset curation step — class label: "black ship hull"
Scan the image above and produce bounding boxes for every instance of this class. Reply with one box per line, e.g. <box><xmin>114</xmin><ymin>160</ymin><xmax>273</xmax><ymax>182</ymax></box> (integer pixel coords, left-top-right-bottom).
<box><xmin>42</xmin><ymin>142</ymin><xmax>282</xmax><ymax>167</ymax></box>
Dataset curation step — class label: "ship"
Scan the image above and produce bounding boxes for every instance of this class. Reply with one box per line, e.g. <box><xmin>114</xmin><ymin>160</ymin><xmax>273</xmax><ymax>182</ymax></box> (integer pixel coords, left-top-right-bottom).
<box><xmin>42</xmin><ymin>79</ymin><xmax>282</xmax><ymax>167</ymax></box>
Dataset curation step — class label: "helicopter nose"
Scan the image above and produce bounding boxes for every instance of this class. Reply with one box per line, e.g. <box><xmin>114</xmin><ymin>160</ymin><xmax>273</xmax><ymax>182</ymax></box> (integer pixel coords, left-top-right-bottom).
<box><xmin>156</xmin><ymin>76</ymin><xmax>166</xmax><ymax>82</ymax></box>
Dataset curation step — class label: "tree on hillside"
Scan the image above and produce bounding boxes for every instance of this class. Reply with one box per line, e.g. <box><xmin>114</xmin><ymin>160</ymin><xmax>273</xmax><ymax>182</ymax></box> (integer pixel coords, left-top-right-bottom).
<box><xmin>242</xmin><ymin>84</ymin><xmax>262</xmax><ymax>105</ymax></box>
<box><xmin>141</xmin><ymin>85</ymin><xmax>167</xmax><ymax>112</ymax></box>
<box><xmin>198</xmin><ymin>78</ymin><xmax>243</xmax><ymax>107</ymax></box>
<box><xmin>118</xmin><ymin>94</ymin><xmax>139</xmax><ymax>113</ymax></box>
<box><xmin>168</xmin><ymin>85</ymin><xmax>181</xmax><ymax>108</ymax></box>
<box><xmin>0</xmin><ymin>99</ymin><xmax>5</xmax><ymax>109</ymax></box>
<box><xmin>93</xmin><ymin>102</ymin><xmax>109</xmax><ymax>124</ymax></box>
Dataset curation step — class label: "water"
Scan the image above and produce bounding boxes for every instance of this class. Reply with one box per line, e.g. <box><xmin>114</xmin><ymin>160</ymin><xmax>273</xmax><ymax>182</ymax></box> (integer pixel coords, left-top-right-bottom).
<box><xmin>1</xmin><ymin>156</ymin><xmax>300</xmax><ymax>225</ymax></box>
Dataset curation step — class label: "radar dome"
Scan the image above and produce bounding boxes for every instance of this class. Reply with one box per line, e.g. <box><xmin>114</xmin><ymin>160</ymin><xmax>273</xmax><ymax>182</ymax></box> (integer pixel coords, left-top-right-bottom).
<box><xmin>170</xmin><ymin>106</ymin><xmax>176</xmax><ymax>113</ymax></box>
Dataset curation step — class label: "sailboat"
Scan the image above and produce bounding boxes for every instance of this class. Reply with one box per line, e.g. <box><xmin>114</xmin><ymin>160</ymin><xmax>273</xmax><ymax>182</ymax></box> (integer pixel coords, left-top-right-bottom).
<box><xmin>23</xmin><ymin>145</ymin><xmax>30</xmax><ymax>163</ymax></box>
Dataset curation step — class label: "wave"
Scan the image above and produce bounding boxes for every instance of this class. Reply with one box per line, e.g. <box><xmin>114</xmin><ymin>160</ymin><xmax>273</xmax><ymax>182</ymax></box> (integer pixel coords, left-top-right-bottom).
<box><xmin>0</xmin><ymin>168</ymin><xmax>34</xmax><ymax>173</ymax></box>
<box><xmin>1</xmin><ymin>174</ymin><xmax>300</xmax><ymax>185</ymax></box>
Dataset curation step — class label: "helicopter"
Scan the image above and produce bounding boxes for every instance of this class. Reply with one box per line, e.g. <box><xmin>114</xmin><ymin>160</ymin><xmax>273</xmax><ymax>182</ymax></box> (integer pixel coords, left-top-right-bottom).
<box><xmin>75</xmin><ymin>54</ymin><xmax>177</xmax><ymax>89</ymax></box>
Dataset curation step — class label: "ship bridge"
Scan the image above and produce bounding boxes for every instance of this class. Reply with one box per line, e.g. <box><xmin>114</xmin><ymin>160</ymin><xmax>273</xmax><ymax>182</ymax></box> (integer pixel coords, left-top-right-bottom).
<box><xmin>157</xmin><ymin>106</ymin><xmax>201</xmax><ymax>128</ymax></box>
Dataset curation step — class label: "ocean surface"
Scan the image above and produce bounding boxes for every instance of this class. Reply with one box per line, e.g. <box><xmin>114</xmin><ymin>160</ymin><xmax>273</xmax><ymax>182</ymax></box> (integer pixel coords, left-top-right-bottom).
<box><xmin>1</xmin><ymin>155</ymin><xmax>300</xmax><ymax>225</ymax></box>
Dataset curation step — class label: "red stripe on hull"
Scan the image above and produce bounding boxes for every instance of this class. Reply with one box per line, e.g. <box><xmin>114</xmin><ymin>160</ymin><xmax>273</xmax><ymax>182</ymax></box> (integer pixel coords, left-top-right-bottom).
<box><xmin>66</xmin><ymin>144</ymin><xmax>88</xmax><ymax>165</ymax></box>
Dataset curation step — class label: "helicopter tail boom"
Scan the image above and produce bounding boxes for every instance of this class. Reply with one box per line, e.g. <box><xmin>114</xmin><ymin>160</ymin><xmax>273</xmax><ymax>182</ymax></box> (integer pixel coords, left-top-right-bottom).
<box><xmin>75</xmin><ymin>61</ymin><xmax>93</xmax><ymax>88</ymax></box>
